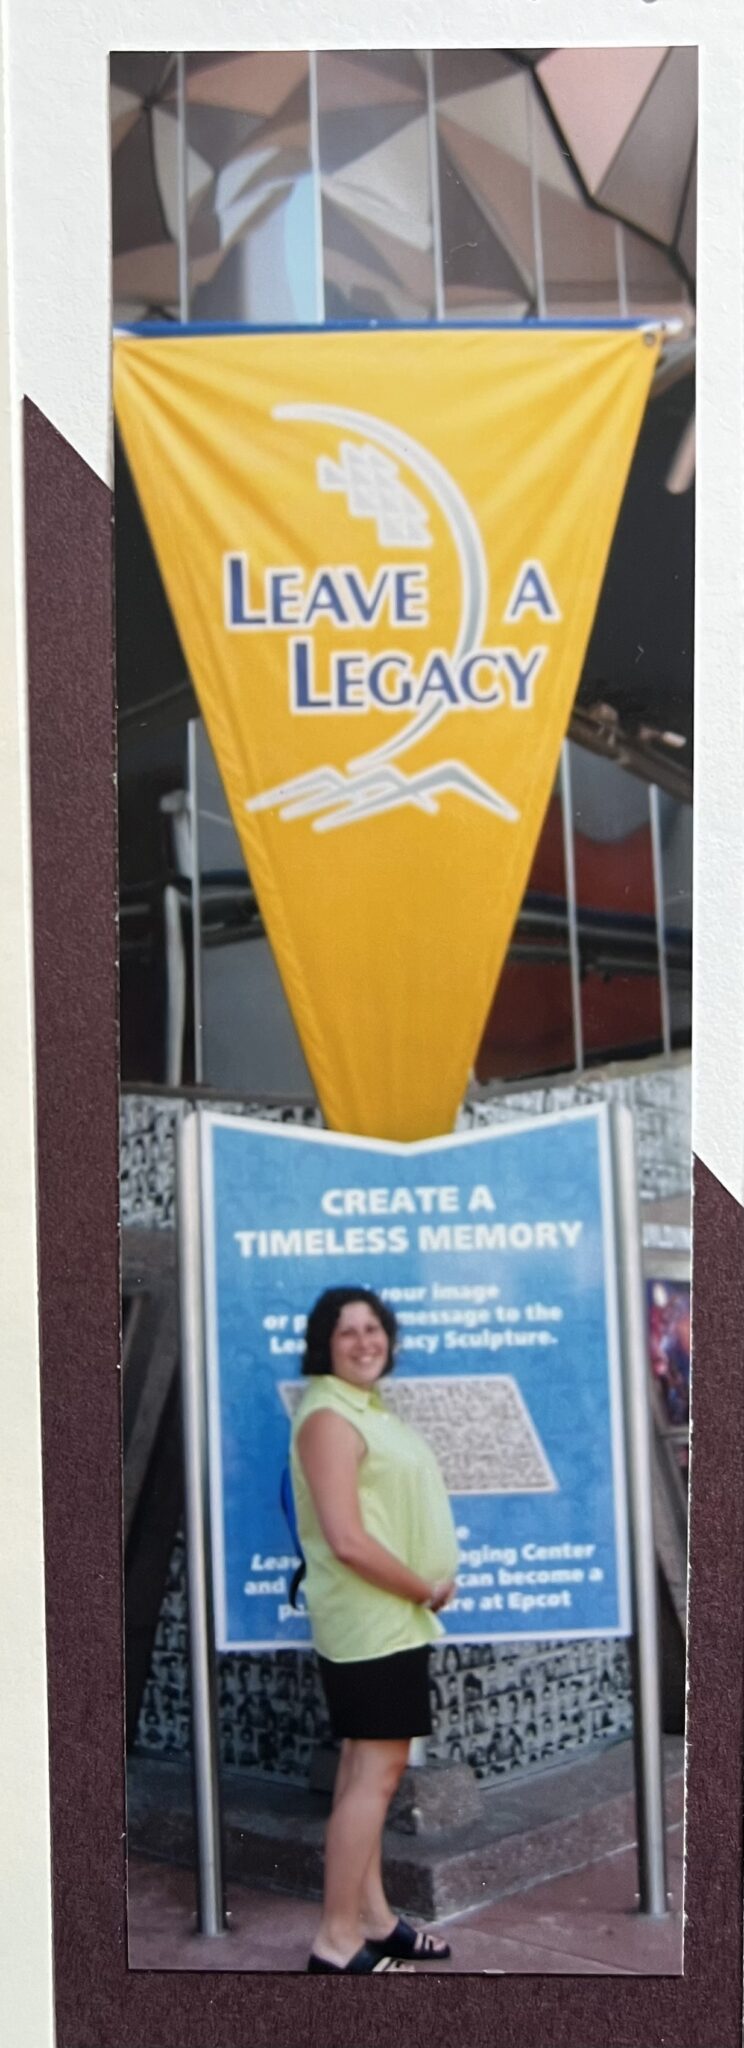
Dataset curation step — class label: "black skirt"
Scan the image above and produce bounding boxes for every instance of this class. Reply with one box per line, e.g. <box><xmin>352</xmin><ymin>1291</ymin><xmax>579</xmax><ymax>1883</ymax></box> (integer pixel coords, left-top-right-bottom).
<box><xmin>316</xmin><ymin>1644</ymin><xmax>432</xmax><ymax>1740</ymax></box>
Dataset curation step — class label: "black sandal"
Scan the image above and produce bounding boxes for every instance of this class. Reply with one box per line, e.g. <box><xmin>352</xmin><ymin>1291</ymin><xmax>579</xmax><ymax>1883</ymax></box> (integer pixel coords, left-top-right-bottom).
<box><xmin>365</xmin><ymin>1916</ymin><xmax>451</xmax><ymax>1962</ymax></box>
<box><xmin>308</xmin><ymin>1942</ymin><xmax>413</xmax><ymax>1973</ymax></box>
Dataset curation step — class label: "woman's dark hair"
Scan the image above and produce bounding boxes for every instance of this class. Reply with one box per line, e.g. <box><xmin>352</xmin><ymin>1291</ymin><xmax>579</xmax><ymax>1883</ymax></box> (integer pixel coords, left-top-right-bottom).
<box><xmin>301</xmin><ymin>1286</ymin><xmax>398</xmax><ymax>1377</ymax></box>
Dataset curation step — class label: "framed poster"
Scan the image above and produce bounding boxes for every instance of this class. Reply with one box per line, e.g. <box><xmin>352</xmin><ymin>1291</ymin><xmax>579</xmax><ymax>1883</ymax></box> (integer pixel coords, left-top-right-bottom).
<box><xmin>200</xmin><ymin>1110</ymin><xmax>632</xmax><ymax>1651</ymax></box>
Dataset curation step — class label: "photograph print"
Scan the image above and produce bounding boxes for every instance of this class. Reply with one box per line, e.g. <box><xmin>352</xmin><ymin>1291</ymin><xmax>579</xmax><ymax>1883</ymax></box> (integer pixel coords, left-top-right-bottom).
<box><xmin>112</xmin><ymin>43</ymin><xmax>695</xmax><ymax>1979</ymax></box>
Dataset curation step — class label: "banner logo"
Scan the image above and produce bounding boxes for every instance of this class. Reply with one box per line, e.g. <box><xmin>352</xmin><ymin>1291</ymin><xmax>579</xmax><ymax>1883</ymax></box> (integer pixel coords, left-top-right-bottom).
<box><xmin>225</xmin><ymin>403</ymin><xmax>557</xmax><ymax>831</ymax></box>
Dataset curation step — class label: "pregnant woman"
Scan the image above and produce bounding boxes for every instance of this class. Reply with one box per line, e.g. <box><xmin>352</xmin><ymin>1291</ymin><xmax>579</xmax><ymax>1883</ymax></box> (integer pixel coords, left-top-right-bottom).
<box><xmin>291</xmin><ymin>1284</ymin><xmax>460</xmax><ymax>1975</ymax></box>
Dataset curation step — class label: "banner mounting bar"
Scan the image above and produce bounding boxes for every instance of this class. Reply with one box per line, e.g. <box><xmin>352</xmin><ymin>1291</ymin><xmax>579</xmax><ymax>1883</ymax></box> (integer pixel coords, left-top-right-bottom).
<box><xmin>113</xmin><ymin>316</ymin><xmax>687</xmax><ymax>340</ymax></box>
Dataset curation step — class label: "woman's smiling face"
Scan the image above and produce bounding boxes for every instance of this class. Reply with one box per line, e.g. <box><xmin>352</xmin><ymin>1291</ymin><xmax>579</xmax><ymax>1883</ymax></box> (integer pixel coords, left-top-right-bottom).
<box><xmin>329</xmin><ymin>1299</ymin><xmax>390</xmax><ymax>1388</ymax></box>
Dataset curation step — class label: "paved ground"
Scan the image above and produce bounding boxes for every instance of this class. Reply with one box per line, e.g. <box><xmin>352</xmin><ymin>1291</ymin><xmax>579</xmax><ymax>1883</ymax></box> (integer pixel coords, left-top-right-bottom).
<box><xmin>128</xmin><ymin>1821</ymin><xmax>683</xmax><ymax>1975</ymax></box>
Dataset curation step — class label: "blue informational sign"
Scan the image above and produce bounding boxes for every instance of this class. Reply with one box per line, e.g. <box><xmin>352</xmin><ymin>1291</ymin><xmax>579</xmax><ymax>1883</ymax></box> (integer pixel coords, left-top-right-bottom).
<box><xmin>200</xmin><ymin>1107</ymin><xmax>631</xmax><ymax>1651</ymax></box>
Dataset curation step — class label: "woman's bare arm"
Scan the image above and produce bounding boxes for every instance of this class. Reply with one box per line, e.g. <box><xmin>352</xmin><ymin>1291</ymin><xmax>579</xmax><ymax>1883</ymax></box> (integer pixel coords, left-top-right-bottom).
<box><xmin>297</xmin><ymin>1409</ymin><xmax>452</xmax><ymax>1608</ymax></box>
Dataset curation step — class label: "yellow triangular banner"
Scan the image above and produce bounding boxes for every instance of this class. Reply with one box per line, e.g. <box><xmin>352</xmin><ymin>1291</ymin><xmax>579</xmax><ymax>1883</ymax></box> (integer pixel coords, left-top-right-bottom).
<box><xmin>114</xmin><ymin>326</ymin><xmax>658</xmax><ymax>1139</ymax></box>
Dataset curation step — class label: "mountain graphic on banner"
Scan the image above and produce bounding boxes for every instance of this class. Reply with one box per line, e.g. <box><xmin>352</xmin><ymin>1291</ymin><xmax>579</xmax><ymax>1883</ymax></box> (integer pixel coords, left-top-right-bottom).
<box><xmin>248</xmin><ymin>758</ymin><xmax>520</xmax><ymax>828</ymax></box>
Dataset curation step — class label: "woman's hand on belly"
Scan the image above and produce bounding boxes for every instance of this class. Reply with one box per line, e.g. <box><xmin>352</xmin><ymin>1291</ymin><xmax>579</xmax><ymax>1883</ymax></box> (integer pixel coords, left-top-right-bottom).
<box><xmin>426</xmin><ymin>1577</ymin><xmax>456</xmax><ymax>1614</ymax></box>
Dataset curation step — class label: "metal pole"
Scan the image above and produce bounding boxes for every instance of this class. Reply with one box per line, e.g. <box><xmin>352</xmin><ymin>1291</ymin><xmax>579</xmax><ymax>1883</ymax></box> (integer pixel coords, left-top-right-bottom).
<box><xmin>308</xmin><ymin>52</ymin><xmax>326</xmax><ymax>324</ymax></box>
<box><xmin>187</xmin><ymin>719</ymin><xmax>204</xmax><ymax>1084</ymax></box>
<box><xmin>649</xmin><ymin>783</ymin><xmax>672</xmax><ymax>1057</ymax></box>
<box><xmin>614</xmin><ymin>221</ymin><xmax>629</xmax><ymax>319</ymax></box>
<box><xmin>526</xmin><ymin>78</ymin><xmax>547</xmax><ymax>319</ymax></box>
<box><xmin>176</xmin><ymin>53</ymin><xmax>190</xmax><ymax>323</ymax></box>
<box><xmin>163</xmin><ymin>883</ymin><xmax>187</xmax><ymax>1086</ymax></box>
<box><xmin>176</xmin><ymin>1108</ymin><xmax>227</xmax><ymax>1936</ymax></box>
<box><xmin>611</xmin><ymin>1102</ymin><xmax>668</xmax><ymax>1918</ymax></box>
<box><xmin>424</xmin><ymin>51</ymin><xmax>446</xmax><ymax>322</ymax></box>
<box><xmin>559</xmin><ymin>742</ymin><xmax>584</xmax><ymax>1073</ymax></box>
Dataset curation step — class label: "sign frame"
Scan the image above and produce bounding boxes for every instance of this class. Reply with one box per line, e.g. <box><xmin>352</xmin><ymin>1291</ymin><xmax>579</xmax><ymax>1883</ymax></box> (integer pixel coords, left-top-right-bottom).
<box><xmin>198</xmin><ymin>1102</ymin><xmax>633</xmax><ymax>1653</ymax></box>
<box><xmin>177</xmin><ymin>1095</ymin><xmax>667</xmax><ymax>1928</ymax></box>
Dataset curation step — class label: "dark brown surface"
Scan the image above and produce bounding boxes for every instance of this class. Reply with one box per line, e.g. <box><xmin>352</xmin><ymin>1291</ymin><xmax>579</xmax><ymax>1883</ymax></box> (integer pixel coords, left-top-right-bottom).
<box><xmin>25</xmin><ymin>395</ymin><xmax>744</xmax><ymax>2045</ymax></box>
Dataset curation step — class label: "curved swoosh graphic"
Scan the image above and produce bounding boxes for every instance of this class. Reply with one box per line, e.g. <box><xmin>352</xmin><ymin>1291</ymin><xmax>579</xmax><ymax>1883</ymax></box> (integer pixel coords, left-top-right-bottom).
<box><xmin>273</xmin><ymin>402</ymin><xmax>488</xmax><ymax>772</ymax></box>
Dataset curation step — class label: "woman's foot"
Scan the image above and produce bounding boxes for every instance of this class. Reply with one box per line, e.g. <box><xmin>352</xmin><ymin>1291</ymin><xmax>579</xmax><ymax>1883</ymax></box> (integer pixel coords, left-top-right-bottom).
<box><xmin>308</xmin><ymin>1943</ymin><xmax>414</xmax><ymax>1974</ymax></box>
<box><xmin>364</xmin><ymin>1915</ymin><xmax>451</xmax><ymax>1961</ymax></box>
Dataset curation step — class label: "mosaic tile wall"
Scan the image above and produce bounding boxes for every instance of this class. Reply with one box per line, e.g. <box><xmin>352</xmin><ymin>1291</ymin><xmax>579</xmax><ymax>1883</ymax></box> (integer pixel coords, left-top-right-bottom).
<box><xmin>126</xmin><ymin>1059</ymin><xmax>689</xmax><ymax>1785</ymax></box>
<box><xmin>136</xmin><ymin>1530</ymin><xmax>633</xmax><ymax>1782</ymax></box>
<box><xmin>121</xmin><ymin>1061</ymin><xmax>691</xmax><ymax>1241</ymax></box>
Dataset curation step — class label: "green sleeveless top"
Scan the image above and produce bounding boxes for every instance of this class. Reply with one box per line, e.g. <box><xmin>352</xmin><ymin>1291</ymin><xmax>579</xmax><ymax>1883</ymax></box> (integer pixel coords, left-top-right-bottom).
<box><xmin>290</xmin><ymin>1373</ymin><xmax>460</xmax><ymax>1663</ymax></box>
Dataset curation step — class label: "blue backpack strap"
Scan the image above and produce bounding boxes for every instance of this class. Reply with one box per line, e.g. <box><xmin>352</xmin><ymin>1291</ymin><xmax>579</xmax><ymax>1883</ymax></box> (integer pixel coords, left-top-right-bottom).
<box><xmin>279</xmin><ymin>1462</ymin><xmax>298</xmax><ymax>1542</ymax></box>
<box><xmin>280</xmin><ymin>1461</ymin><xmax>307</xmax><ymax>1610</ymax></box>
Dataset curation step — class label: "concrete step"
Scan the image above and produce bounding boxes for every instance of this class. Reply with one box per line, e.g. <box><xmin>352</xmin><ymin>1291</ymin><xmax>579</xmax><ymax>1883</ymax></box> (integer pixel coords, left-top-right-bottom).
<box><xmin>128</xmin><ymin>1736</ymin><xmax>684</xmax><ymax>1920</ymax></box>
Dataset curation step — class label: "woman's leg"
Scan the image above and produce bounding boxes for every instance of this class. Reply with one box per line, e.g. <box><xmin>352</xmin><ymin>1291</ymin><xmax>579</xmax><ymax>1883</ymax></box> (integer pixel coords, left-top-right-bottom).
<box><xmin>359</xmin><ymin>1842</ymin><xmax>400</xmax><ymax>1937</ymax></box>
<box><xmin>330</xmin><ymin>1738</ymin><xmax>354</xmax><ymax>1811</ymax></box>
<box><xmin>356</xmin><ymin>1747</ymin><xmax>451</xmax><ymax>1961</ymax></box>
<box><xmin>358</xmin><ymin>1744</ymin><xmax>408</xmax><ymax>1938</ymax></box>
<box><xmin>313</xmin><ymin>1738</ymin><xmax>409</xmax><ymax>1966</ymax></box>
<box><xmin>331</xmin><ymin>1738</ymin><xmax>408</xmax><ymax>1941</ymax></box>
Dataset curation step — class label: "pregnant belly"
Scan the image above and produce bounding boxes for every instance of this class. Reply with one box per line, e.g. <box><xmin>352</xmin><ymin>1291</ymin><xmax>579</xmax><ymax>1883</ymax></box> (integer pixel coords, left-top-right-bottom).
<box><xmin>362</xmin><ymin>1477</ymin><xmax>459</xmax><ymax>1585</ymax></box>
<box><xmin>414</xmin><ymin>1541</ymin><xmax>460</xmax><ymax>1584</ymax></box>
